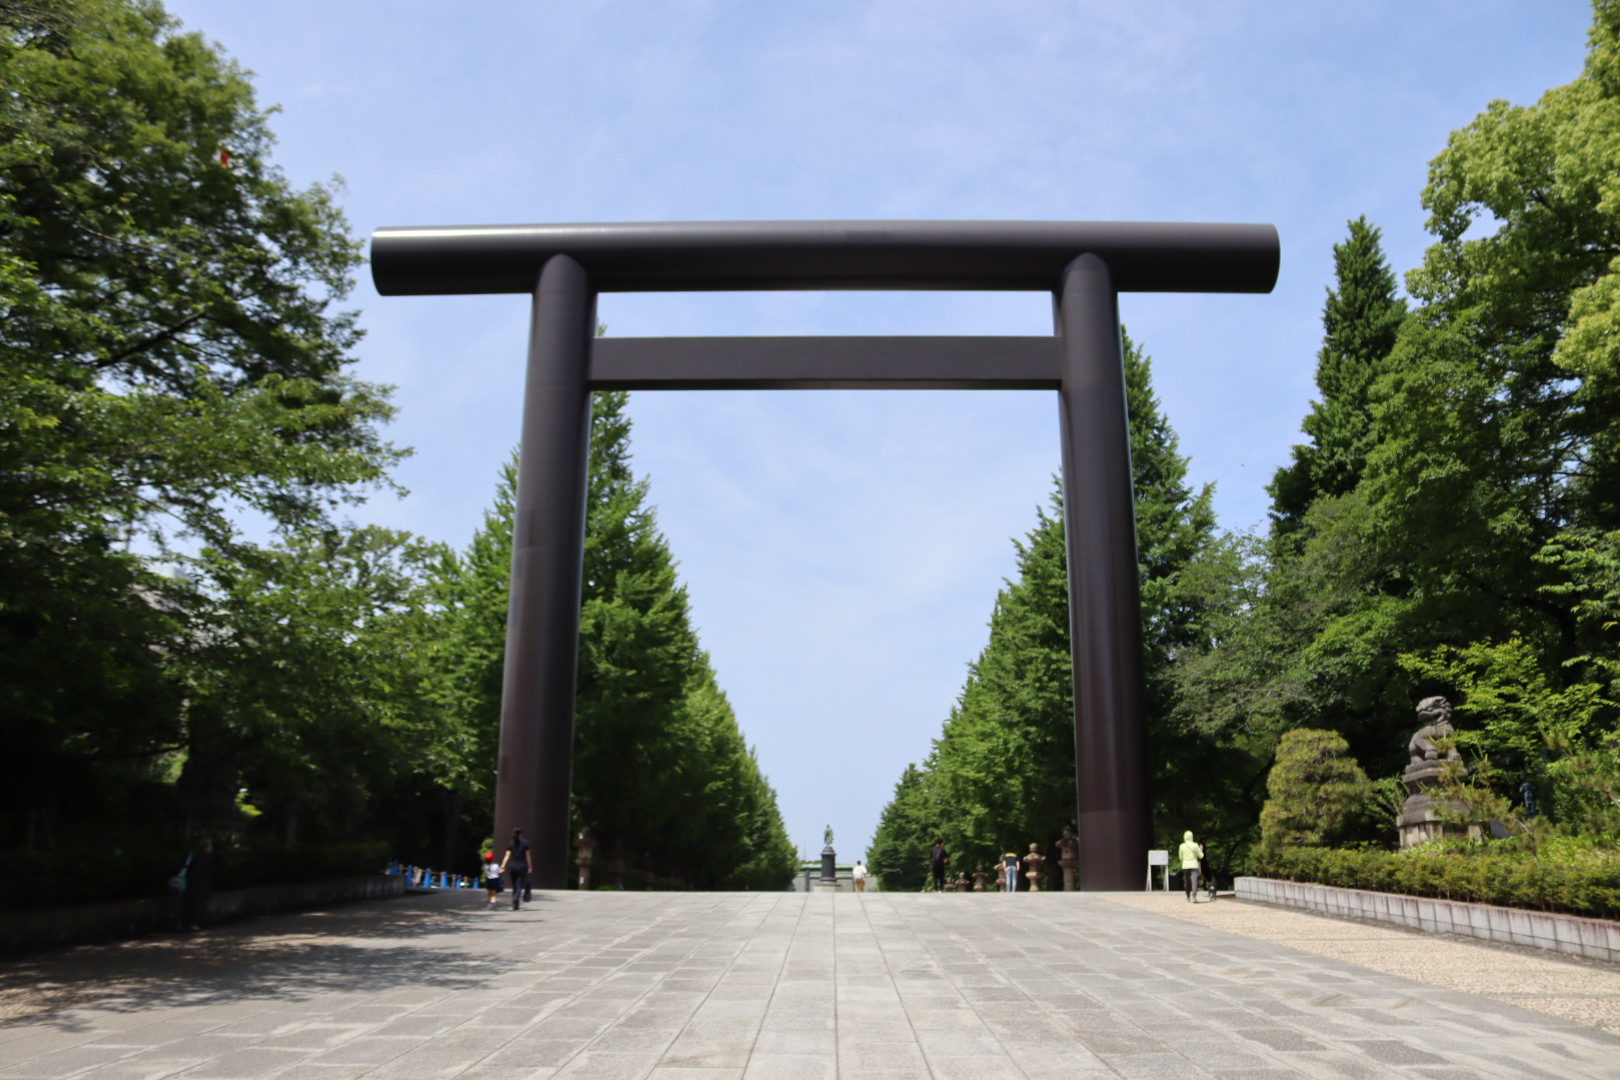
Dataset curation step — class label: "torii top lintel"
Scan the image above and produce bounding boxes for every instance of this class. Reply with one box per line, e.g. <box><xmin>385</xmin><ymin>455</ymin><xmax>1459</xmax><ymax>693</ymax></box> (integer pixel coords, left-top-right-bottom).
<box><xmin>369</xmin><ymin>220</ymin><xmax>1279</xmax><ymax>296</ymax></box>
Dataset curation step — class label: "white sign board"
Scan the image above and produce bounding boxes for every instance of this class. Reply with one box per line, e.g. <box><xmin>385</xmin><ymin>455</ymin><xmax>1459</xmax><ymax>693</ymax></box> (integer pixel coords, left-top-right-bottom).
<box><xmin>1145</xmin><ymin>850</ymin><xmax>1170</xmax><ymax>891</ymax></box>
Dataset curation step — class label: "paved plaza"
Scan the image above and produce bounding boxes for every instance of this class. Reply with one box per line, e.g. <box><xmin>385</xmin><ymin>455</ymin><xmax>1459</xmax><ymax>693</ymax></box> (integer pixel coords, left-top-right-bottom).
<box><xmin>2</xmin><ymin>889</ymin><xmax>1618</xmax><ymax>1079</ymax></box>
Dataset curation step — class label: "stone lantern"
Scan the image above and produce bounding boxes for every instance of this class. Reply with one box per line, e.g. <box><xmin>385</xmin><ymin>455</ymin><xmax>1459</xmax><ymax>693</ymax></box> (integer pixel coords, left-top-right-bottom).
<box><xmin>574</xmin><ymin>828</ymin><xmax>595</xmax><ymax>890</ymax></box>
<box><xmin>972</xmin><ymin>864</ymin><xmax>988</xmax><ymax>891</ymax></box>
<box><xmin>1057</xmin><ymin>825</ymin><xmax>1080</xmax><ymax>892</ymax></box>
<box><xmin>1022</xmin><ymin>843</ymin><xmax>1046</xmax><ymax>893</ymax></box>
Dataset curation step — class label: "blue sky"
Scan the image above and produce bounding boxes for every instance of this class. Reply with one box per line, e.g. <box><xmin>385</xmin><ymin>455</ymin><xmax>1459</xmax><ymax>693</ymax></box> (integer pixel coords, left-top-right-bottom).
<box><xmin>165</xmin><ymin>0</ymin><xmax>1593</xmax><ymax>869</ymax></box>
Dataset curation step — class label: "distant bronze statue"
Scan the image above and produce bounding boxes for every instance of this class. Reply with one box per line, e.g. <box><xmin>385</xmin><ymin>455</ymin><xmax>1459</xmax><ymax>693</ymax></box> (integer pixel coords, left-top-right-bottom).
<box><xmin>1408</xmin><ymin>696</ymin><xmax>1460</xmax><ymax>763</ymax></box>
<box><xmin>1022</xmin><ymin>843</ymin><xmax>1046</xmax><ymax>893</ymax></box>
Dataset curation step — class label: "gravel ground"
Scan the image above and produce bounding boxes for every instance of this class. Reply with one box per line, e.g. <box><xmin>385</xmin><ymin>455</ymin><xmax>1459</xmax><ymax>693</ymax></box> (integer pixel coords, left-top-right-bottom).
<box><xmin>1101</xmin><ymin>891</ymin><xmax>1620</xmax><ymax>1034</ymax></box>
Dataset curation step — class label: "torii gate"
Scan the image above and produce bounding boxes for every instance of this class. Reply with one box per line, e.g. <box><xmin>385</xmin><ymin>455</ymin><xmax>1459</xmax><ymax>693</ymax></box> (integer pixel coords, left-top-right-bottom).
<box><xmin>370</xmin><ymin>221</ymin><xmax>1279</xmax><ymax>891</ymax></box>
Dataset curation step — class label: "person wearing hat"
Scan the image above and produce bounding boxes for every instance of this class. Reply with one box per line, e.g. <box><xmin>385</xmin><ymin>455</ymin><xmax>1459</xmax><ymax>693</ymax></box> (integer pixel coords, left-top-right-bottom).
<box><xmin>499</xmin><ymin>828</ymin><xmax>533</xmax><ymax>910</ymax></box>
<box><xmin>481</xmin><ymin>851</ymin><xmax>503</xmax><ymax>909</ymax></box>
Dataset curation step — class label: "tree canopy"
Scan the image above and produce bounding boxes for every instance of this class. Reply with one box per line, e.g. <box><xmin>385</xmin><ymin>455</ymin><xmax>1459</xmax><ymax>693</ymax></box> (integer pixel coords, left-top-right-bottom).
<box><xmin>430</xmin><ymin>392</ymin><xmax>798</xmax><ymax>889</ymax></box>
<box><xmin>868</xmin><ymin>332</ymin><xmax>1238</xmax><ymax>886</ymax></box>
<box><xmin>1</xmin><ymin>0</ymin><xmax>401</xmax><ymax>849</ymax></box>
<box><xmin>873</xmin><ymin>3</ymin><xmax>1620</xmax><ymax>878</ymax></box>
<box><xmin>2</xmin><ymin>1</ymin><xmax>792</xmax><ymax>897</ymax></box>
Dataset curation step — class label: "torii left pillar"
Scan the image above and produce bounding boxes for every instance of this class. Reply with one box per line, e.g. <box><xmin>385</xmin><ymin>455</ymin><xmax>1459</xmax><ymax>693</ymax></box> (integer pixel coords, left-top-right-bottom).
<box><xmin>493</xmin><ymin>254</ymin><xmax>595</xmax><ymax>889</ymax></box>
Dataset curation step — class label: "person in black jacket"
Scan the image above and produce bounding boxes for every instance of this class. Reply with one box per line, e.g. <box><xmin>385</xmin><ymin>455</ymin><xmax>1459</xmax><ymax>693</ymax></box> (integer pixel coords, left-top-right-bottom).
<box><xmin>500</xmin><ymin>828</ymin><xmax>533</xmax><ymax>910</ymax></box>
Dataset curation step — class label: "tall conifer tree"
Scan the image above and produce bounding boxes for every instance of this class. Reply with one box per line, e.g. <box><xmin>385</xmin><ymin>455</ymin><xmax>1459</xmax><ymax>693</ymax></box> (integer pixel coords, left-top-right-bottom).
<box><xmin>1269</xmin><ymin>217</ymin><xmax>1406</xmax><ymax>535</ymax></box>
<box><xmin>430</xmin><ymin>391</ymin><xmax>796</xmax><ymax>888</ymax></box>
<box><xmin>870</xmin><ymin>332</ymin><xmax>1229</xmax><ymax>880</ymax></box>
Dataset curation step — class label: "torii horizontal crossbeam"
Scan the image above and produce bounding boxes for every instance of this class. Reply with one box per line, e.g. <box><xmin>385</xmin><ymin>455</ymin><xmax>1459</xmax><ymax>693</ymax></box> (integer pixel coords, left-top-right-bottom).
<box><xmin>590</xmin><ymin>336</ymin><xmax>1059</xmax><ymax>390</ymax></box>
<box><xmin>370</xmin><ymin>220</ymin><xmax>1279</xmax><ymax>296</ymax></box>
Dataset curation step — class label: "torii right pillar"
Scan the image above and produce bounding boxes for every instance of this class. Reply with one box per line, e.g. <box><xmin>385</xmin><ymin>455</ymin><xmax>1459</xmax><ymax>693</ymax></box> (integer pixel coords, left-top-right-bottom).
<box><xmin>1056</xmin><ymin>253</ymin><xmax>1150</xmax><ymax>891</ymax></box>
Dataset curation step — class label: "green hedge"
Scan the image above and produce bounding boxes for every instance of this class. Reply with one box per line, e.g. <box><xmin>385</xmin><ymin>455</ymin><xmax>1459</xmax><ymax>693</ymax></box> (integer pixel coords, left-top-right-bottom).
<box><xmin>1252</xmin><ymin>845</ymin><xmax>1620</xmax><ymax>920</ymax></box>
<box><xmin>0</xmin><ymin>839</ymin><xmax>390</xmax><ymax>911</ymax></box>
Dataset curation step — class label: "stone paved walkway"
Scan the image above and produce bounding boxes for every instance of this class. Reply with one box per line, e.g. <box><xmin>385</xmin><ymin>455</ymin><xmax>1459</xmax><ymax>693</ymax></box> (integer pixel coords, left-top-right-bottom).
<box><xmin>1102</xmin><ymin>893</ymin><xmax>1620</xmax><ymax>1036</ymax></box>
<box><xmin>1</xmin><ymin>889</ymin><xmax>1617</xmax><ymax>1079</ymax></box>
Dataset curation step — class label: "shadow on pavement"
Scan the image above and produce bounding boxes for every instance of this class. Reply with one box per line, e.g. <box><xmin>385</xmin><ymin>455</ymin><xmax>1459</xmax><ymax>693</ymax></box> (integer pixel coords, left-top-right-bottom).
<box><xmin>1</xmin><ymin>890</ymin><xmax>554</xmax><ymax>1029</ymax></box>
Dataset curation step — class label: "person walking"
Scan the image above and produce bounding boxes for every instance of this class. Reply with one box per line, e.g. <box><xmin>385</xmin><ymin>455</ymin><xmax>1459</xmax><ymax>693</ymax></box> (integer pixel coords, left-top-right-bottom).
<box><xmin>481</xmin><ymin>852</ymin><xmax>503</xmax><ymax>909</ymax></box>
<box><xmin>929</xmin><ymin>837</ymin><xmax>948</xmax><ymax>893</ymax></box>
<box><xmin>500</xmin><ymin>827</ymin><xmax>533</xmax><ymax>910</ymax></box>
<box><xmin>1178</xmin><ymin>830</ymin><xmax>1205</xmax><ymax>903</ymax></box>
<box><xmin>177</xmin><ymin>837</ymin><xmax>214</xmax><ymax>931</ymax></box>
<box><xmin>852</xmin><ymin>860</ymin><xmax>868</xmax><ymax>892</ymax></box>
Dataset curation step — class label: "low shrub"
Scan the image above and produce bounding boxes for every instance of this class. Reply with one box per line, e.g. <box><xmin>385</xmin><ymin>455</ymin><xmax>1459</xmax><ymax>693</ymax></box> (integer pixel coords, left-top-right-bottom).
<box><xmin>0</xmin><ymin>838</ymin><xmax>390</xmax><ymax>911</ymax></box>
<box><xmin>218</xmin><ymin>839</ymin><xmax>391</xmax><ymax>892</ymax></box>
<box><xmin>1251</xmin><ymin>844</ymin><xmax>1620</xmax><ymax>919</ymax></box>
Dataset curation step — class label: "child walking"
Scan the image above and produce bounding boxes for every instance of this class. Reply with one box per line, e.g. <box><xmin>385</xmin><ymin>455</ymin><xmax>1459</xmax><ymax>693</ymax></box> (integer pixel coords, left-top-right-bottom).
<box><xmin>482</xmin><ymin>852</ymin><xmax>504</xmax><ymax>909</ymax></box>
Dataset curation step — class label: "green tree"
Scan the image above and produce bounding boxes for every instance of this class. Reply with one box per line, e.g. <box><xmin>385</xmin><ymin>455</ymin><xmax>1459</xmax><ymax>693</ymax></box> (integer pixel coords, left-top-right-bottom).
<box><xmin>430</xmin><ymin>392</ymin><xmax>796</xmax><ymax>888</ymax></box>
<box><xmin>1368</xmin><ymin>0</ymin><xmax>1620</xmax><ymax>662</ymax></box>
<box><xmin>1121</xmin><ymin>4</ymin><xmax>1620</xmax><ymax>854</ymax></box>
<box><xmin>872</xmin><ymin>331</ymin><xmax>1235</xmax><ymax>875</ymax></box>
<box><xmin>1258</xmin><ymin>729</ymin><xmax>1371</xmax><ymax>850</ymax></box>
<box><xmin>0</xmin><ymin>0</ymin><xmax>398</xmax><ymax>847</ymax></box>
<box><xmin>1400</xmin><ymin>637</ymin><xmax>1612</xmax><ymax>780</ymax></box>
<box><xmin>177</xmin><ymin>526</ymin><xmax>450</xmax><ymax>844</ymax></box>
<box><xmin>1176</xmin><ymin>220</ymin><xmax>1419</xmax><ymax>782</ymax></box>
<box><xmin>867</xmin><ymin>764</ymin><xmax>935</xmax><ymax>891</ymax></box>
<box><xmin>1339</xmin><ymin>0</ymin><xmax>1620</xmax><ymax>795</ymax></box>
<box><xmin>1269</xmin><ymin>218</ymin><xmax>1407</xmax><ymax>536</ymax></box>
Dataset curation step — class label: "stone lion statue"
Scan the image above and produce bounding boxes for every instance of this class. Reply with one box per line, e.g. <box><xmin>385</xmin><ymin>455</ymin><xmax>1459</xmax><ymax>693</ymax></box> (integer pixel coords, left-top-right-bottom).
<box><xmin>1407</xmin><ymin>695</ymin><xmax>1460</xmax><ymax>763</ymax></box>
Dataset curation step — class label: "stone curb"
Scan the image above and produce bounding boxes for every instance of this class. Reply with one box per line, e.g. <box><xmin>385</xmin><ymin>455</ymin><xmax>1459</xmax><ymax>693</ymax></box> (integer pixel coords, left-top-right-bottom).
<box><xmin>0</xmin><ymin>873</ymin><xmax>405</xmax><ymax>955</ymax></box>
<box><xmin>1237</xmin><ymin>874</ymin><xmax>1620</xmax><ymax>964</ymax></box>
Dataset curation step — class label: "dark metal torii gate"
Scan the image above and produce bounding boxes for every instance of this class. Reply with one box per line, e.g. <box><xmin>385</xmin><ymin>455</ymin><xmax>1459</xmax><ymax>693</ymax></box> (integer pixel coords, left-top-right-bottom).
<box><xmin>371</xmin><ymin>221</ymin><xmax>1279</xmax><ymax>891</ymax></box>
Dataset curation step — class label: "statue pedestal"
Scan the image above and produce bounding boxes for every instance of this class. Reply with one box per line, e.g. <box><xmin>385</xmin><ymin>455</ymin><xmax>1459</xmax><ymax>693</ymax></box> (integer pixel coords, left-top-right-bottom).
<box><xmin>814</xmin><ymin>844</ymin><xmax>841</xmax><ymax>891</ymax></box>
<box><xmin>1397</xmin><ymin>759</ymin><xmax>1480</xmax><ymax>848</ymax></box>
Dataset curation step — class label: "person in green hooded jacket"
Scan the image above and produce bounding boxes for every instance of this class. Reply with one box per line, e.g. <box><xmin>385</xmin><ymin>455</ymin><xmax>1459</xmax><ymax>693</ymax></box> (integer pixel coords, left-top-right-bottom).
<box><xmin>1177</xmin><ymin>831</ymin><xmax>1204</xmax><ymax>903</ymax></box>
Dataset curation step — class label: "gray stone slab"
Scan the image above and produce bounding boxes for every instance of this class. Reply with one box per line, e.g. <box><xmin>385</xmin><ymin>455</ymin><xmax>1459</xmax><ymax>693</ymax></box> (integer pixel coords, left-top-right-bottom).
<box><xmin>164</xmin><ymin>1047</ymin><xmax>312</xmax><ymax>1078</ymax></box>
<box><xmin>481</xmin><ymin>1035</ymin><xmax>591</xmax><ymax>1068</ymax></box>
<box><xmin>251</xmin><ymin>1024</ymin><xmax>372</xmax><ymax>1051</ymax></box>
<box><xmin>740</xmin><ymin>1052</ymin><xmax>836</xmax><ymax>1080</ymax></box>
<box><xmin>554</xmin><ymin>1049</ymin><xmax>666</xmax><ymax>1078</ymax></box>
<box><xmin>658</xmin><ymin>1040</ymin><xmax>752</xmax><ymax>1070</ymax></box>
